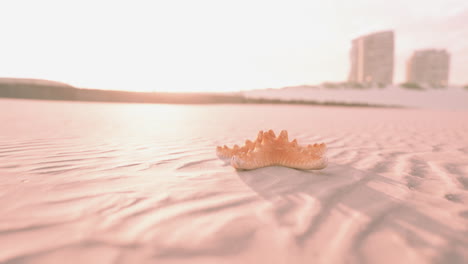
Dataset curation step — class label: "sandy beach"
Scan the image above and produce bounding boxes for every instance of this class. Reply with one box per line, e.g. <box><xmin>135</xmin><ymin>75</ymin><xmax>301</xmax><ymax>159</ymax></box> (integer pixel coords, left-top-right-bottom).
<box><xmin>0</xmin><ymin>98</ymin><xmax>467</xmax><ymax>264</ymax></box>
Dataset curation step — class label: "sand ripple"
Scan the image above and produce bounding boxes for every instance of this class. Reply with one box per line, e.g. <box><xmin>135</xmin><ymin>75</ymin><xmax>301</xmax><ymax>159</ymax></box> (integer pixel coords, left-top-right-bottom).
<box><xmin>0</xmin><ymin>99</ymin><xmax>467</xmax><ymax>263</ymax></box>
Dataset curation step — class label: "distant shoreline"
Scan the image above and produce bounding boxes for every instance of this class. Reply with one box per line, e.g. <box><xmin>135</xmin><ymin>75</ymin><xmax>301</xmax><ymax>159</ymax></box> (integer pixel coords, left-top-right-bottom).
<box><xmin>0</xmin><ymin>78</ymin><xmax>401</xmax><ymax>108</ymax></box>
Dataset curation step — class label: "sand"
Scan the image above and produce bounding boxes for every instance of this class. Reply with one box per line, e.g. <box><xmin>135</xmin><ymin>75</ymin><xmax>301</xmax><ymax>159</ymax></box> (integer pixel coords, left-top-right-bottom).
<box><xmin>0</xmin><ymin>99</ymin><xmax>467</xmax><ymax>264</ymax></box>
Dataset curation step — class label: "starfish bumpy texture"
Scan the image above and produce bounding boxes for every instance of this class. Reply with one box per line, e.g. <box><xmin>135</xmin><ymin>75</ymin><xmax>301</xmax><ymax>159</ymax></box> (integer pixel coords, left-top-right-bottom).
<box><xmin>216</xmin><ymin>130</ymin><xmax>328</xmax><ymax>170</ymax></box>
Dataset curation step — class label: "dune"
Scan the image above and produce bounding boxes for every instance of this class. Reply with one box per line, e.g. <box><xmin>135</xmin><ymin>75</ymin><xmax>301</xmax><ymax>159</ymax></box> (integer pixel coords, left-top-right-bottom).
<box><xmin>0</xmin><ymin>99</ymin><xmax>467</xmax><ymax>263</ymax></box>
<box><xmin>244</xmin><ymin>85</ymin><xmax>468</xmax><ymax>111</ymax></box>
<box><xmin>0</xmin><ymin>77</ymin><xmax>74</xmax><ymax>88</ymax></box>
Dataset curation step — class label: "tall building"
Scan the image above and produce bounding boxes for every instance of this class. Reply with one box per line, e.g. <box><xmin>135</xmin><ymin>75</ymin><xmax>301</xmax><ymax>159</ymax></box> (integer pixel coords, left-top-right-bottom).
<box><xmin>406</xmin><ymin>49</ymin><xmax>450</xmax><ymax>87</ymax></box>
<box><xmin>348</xmin><ymin>30</ymin><xmax>394</xmax><ymax>85</ymax></box>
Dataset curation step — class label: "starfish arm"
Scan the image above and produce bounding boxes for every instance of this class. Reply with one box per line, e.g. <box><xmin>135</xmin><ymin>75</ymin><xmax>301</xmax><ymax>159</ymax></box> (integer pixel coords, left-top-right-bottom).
<box><xmin>217</xmin><ymin>130</ymin><xmax>328</xmax><ymax>170</ymax></box>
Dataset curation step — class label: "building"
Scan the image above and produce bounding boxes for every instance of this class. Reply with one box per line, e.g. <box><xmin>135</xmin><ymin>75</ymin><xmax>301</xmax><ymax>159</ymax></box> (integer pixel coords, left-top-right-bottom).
<box><xmin>348</xmin><ymin>30</ymin><xmax>394</xmax><ymax>85</ymax></box>
<box><xmin>406</xmin><ymin>49</ymin><xmax>450</xmax><ymax>87</ymax></box>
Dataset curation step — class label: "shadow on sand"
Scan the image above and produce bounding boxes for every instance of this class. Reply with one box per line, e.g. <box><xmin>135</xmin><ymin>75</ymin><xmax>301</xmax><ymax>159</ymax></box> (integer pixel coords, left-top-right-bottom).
<box><xmin>236</xmin><ymin>163</ymin><xmax>467</xmax><ymax>264</ymax></box>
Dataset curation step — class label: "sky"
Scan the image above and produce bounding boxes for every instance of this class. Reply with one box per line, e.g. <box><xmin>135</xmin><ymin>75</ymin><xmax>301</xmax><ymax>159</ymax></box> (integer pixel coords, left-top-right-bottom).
<box><xmin>0</xmin><ymin>0</ymin><xmax>467</xmax><ymax>92</ymax></box>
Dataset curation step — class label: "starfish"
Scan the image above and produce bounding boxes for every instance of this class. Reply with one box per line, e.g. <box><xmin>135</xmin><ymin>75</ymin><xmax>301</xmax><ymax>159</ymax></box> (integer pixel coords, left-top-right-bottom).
<box><xmin>216</xmin><ymin>130</ymin><xmax>328</xmax><ymax>170</ymax></box>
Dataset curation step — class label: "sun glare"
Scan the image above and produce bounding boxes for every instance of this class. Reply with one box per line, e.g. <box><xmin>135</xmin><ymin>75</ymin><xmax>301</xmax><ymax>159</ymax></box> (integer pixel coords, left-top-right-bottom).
<box><xmin>0</xmin><ymin>0</ymin><xmax>467</xmax><ymax>92</ymax></box>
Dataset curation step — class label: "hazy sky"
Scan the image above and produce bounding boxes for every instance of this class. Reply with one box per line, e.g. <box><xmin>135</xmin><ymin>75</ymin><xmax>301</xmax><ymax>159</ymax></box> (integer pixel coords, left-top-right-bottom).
<box><xmin>1</xmin><ymin>0</ymin><xmax>467</xmax><ymax>92</ymax></box>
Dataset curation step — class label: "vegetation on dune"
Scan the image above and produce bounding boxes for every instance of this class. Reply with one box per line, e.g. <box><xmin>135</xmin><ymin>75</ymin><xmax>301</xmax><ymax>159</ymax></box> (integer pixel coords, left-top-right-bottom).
<box><xmin>322</xmin><ymin>82</ymin><xmax>340</xmax><ymax>89</ymax></box>
<box><xmin>377</xmin><ymin>82</ymin><xmax>387</xmax><ymax>88</ymax></box>
<box><xmin>245</xmin><ymin>98</ymin><xmax>396</xmax><ymax>108</ymax></box>
<box><xmin>322</xmin><ymin>82</ymin><xmax>385</xmax><ymax>89</ymax></box>
<box><xmin>348</xmin><ymin>82</ymin><xmax>366</xmax><ymax>89</ymax></box>
<box><xmin>400</xmin><ymin>82</ymin><xmax>424</xmax><ymax>90</ymax></box>
<box><xmin>429</xmin><ymin>83</ymin><xmax>447</xmax><ymax>89</ymax></box>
